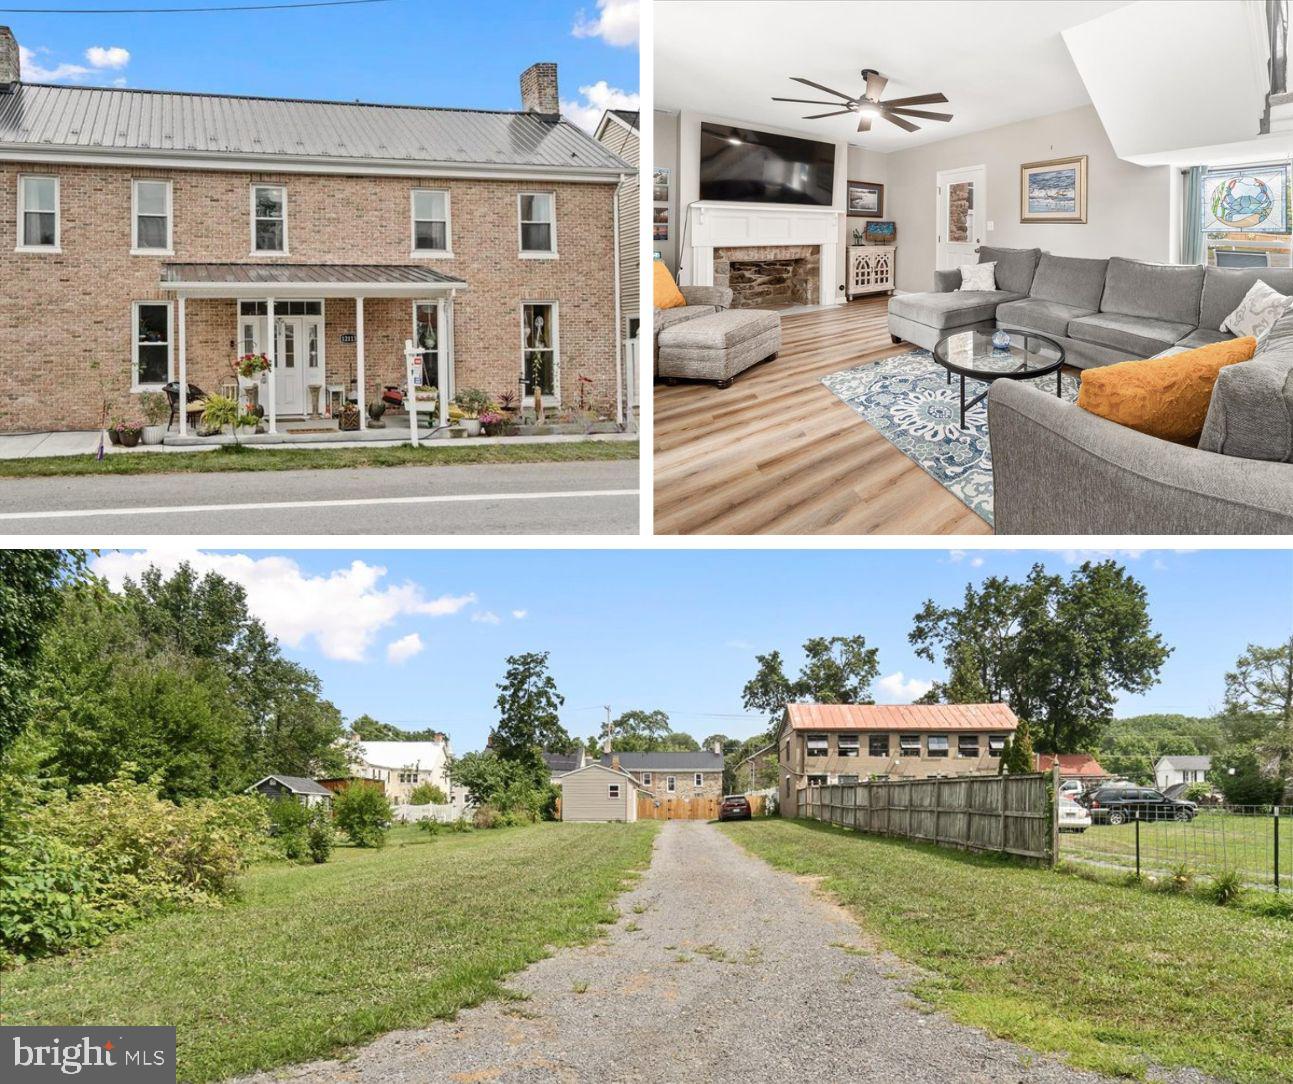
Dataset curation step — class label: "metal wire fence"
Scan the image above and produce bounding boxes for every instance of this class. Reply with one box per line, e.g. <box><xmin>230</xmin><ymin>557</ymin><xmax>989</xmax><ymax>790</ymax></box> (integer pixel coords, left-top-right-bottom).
<box><xmin>1061</xmin><ymin>805</ymin><xmax>1290</xmax><ymax>892</ymax></box>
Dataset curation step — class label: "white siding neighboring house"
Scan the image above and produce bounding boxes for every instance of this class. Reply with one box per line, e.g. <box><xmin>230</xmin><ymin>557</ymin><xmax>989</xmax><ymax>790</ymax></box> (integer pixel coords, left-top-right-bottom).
<box><xmin>558</xmin><ymin>761</ymin><xmax>646</xmax><ymax>822</ymax></box>
<box><xmin>351</xmin><ymin>739</ymin><xmax>455</xmax><ymax>806</ymax></box>
<box><xmin>1154</xmin><ymin>755</ymin><xmax>1212</xmax><ymax>789</ymax></box>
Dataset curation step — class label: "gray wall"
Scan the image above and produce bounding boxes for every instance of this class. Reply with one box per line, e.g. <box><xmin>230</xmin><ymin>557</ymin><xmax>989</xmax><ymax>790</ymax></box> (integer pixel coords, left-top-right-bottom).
<box><xmin>882</xmin><ymin>104</ymin><xmax>1176</xmax><ymax>293</ymax></box>
<box><xmin>561</xmin><ymin>765</ymin><xmax>635</xmax><ymax>822</ymax></box>
<box><xmin>653</xmin><ymin>109</ymin><xmax>680</xmax><ymax>273</ymax></box>
<box><xmin>841</xmin><ymin>144</ymin><xmax>889</xmax><ymax>252</ymax></box>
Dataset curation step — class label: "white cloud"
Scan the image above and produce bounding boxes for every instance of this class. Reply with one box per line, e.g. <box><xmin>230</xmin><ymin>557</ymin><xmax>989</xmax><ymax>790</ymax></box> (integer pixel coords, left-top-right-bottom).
<box><xmin>1058</xmin><ymin>549</ymin><xmax>1146</xmax><ymax>565</ymax></box>
<box><xmin>572</xmin><ymin>0</ymin><xmax>639</xmax><ymax>46</ymax></box>
<box><xmin>511</xmin><ymin>610</ymin><xmax>528</xmax><ymax>620</ymax></box>
<box><xmin>20</xmin><ymin>43</ymin><xmax>129</xmax><ymax>84</ymax></box>
<box><xmin>725</xmin><ymin>639</ymin><xmax>755</xmax><ymax>650</ymax></box>
<box><xmin>385</xmin><ymin>632</ymin><xmax>424</xmax><ymax>664</ymax></box>
<box><xmin>876</xmin><ymin>671</ymin><xmax>934</xmax><ymax>703</ymax></box>
<box><xmin>85</xmin><ymin>46</ymin><xmax>129</xmax><ymax>69</ymax></box>
<box><xmin>472</xmin><ymin>611</ymin><xmax>502</xmax><ymax>625</ymax></box>
<box><xmin>946</xmin><ymin>550</ymin><xmax>984</xmax><ymax>567</ymax></box>
<box><xmin>90</xmin><ymin>551</ymin><xmax>474</xmax><ymax>662</ymax></box>
<box><xmin>560</xmin><ymin>80</ymin><xmax>639</xmax><ymax>133</ymax></box>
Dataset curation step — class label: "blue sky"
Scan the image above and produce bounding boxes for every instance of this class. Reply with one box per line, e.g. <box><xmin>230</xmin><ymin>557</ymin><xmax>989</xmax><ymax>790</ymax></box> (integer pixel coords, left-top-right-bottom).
<box><xmin>4</xmin><ymin>0</ymin><xmax>638</xmax><ymax>130</ymax></box>
<box><xmin>90</xmin><ymin>548</ymin><xmax>1293</xmax><ymax>753</ymax></box>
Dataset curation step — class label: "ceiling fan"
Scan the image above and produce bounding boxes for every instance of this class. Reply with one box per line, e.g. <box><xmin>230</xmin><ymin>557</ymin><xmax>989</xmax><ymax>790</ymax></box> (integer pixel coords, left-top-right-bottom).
<box><xmin>772</xmin><ymin>69</ymin><xmax>952</xmax><ymax>133</ymax></box>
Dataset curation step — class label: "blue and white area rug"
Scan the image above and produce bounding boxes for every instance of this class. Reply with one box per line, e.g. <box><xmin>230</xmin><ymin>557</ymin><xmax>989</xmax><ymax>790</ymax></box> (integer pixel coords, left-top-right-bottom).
<box><xmin>821</xmin><ymin>349</ymin><xmax>1080</xmax><ymax>525</ymax></box>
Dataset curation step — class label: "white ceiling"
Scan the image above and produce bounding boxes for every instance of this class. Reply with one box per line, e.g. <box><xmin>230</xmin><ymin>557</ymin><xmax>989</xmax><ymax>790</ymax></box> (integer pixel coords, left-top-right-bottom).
<box><xmin>654</xmin><ymin>0</ymin><xmax>1133</xmax><ymax>152</ymax></box>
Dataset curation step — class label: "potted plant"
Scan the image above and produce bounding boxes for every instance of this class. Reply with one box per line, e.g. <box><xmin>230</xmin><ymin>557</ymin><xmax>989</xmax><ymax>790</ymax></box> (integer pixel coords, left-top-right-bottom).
<box><xmin>114</xmin><ymin>420</ymin><xmax>144</xmax><ymax>448</ymax></box>
<box><xmin>234</xmin><ymin>352</ymin><xmax>271</xmax><ymax>389</ymax></box>
<box><xmin>454</xmin><ymin>387</ymin><xmax>492</xmax><ymax>437</ymax></box>
<box><xmin>497</xmin><ymin>390</ymin><xmax>518</xmax><ymax>415</ymax></box>
<box><xmin>479</xmin><ymin>409</ymin><xmax>505</xmax><ymax>436</ymax></box>
<box><xmin>139</xmin><ymin>391</ymin><xmax>169</xmax><ymax>444</ymax></box>
<box><xmin>200</xmin><ymin>393</ymin><xmax>242</xmax><ymax>445</ymax></box>
<box><xmin>236</xmin><ymin>411</ymin><xmax>259</xmax><ymax>437</ymax></box>
<box><xmin>107</xmin><ymin>416</ymin><xmax>123</xmax><ymax>446</ymax></box>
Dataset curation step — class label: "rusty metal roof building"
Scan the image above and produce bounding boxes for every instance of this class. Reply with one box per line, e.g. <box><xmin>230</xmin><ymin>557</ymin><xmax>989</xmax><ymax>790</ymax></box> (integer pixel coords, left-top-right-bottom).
<box><xmin>781</xmin><ymin>703</ymin><xmax>1019</xmax><ymax>733</ymax></box>
<box><xmin>0</xmin><ymin>82</ymin><xmax>629</xmax><ymax>178</ymax></box>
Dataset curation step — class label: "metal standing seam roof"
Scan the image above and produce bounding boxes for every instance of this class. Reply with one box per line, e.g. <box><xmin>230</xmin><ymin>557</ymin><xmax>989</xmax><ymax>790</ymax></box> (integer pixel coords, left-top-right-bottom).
<box><xmin>255</xmin><ymin>775</ymin><xmax>332</xmax><ymax>796</ymax></box>
<box><xmin>783</xmin><ymin>703</ymin><xmax>1019</xmax><ymax>733</ymax></box>
<box><xmin>160</xmin><ymin>263</ymin><xmax>465</xmax><ymax>286</ymax></box>
<box><xmin>600</xmin><ymin>751</ymin><xmax>725</xmax><ymax>772</ymax></box>
<box><xmin>0</xmin><ymin>83</ymin><xmax>630</xmax><ymax>174</ymax></box>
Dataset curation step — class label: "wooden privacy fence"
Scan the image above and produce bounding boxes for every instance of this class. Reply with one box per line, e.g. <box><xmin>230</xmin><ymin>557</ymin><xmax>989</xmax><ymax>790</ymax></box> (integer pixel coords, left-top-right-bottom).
<box><xmin>637</xmin><ymin>795</ymin><xmax>720</xmax><ymax>821</ymax></box>
<box><xmin>798</xmin><ymin>771</ymin><xmax>1056</xmax><ymax>864</ymax></box>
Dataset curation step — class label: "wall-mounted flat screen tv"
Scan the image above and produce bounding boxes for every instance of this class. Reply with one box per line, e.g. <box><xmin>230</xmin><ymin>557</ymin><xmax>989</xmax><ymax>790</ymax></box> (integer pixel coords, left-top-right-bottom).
<box><xmin>699</xmin><ymin>122</ymin><xmax>836</xmax><ymax>206</ymax></box>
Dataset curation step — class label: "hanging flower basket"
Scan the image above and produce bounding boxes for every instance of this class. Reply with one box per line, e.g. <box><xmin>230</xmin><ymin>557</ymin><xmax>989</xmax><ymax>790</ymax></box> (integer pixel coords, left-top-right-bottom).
<box><xmin>234</xmin><ymin>353</ymin><xmax>272</xmax><ymax>384</ymax></box>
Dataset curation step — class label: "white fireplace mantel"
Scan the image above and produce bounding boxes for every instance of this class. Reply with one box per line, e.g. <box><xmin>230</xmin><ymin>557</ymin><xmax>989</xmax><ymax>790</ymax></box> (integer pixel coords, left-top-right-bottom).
<box><xmin>687</xmin><ymin>202</ymin><xmax>844</xmax><ymax>307</ymax></box>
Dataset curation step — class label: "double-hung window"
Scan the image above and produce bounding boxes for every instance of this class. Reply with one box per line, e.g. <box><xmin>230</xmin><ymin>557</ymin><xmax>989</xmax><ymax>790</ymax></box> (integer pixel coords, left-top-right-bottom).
<box><xmin>132</xmin><ymin>301</ymin><xmax>172</xmax><ymax>389</ymax></box>
<box><xmin>805</xmin><ymin>733</ymin><xmax>828</xmax><ymax>758</ymax></box>
<box><xmin>132</xmin><ymin>179</ymin><xmax>172</xmax><ymax>253</ymax></box>
<box><xmin>411</xmin><ymin>188</ymin><xmax>451</xmax><ymax>254</ymax></box>
<box><xmin>522</xmin><ymin>301</ymin><xmax>558</xmax><ymax>400</ymax></box>
<box><xmin>252</xmin><ymin>184</ymin><xmax>287</xmax><ymax>253</ymax></box>
<box><xmin>641</xmin><ymin>772</ymin><xmax>652</xmax><ymax>786</ymax></box>
<box><xmin>694</xmin><ymin>773</ymin><xmax>703</xmax><ymax>788</ymax></box>
<box><xmin>17</xmin><ymin>175</ymin><xmax>59</xmax><ymax>250</ymax></box>
<box><xmin>608</xmin><ymin>784</ymin><xmax>621</xmax><ymax>799</ymax></box>
<box><xmin>518</xmin><ymin>192</ymin><xmax>556</xmax><ymax>255</ymax></box>
<box><xmin>666</xmin><ymin>776</ymin><xmax>677</xmax><ymax>793</ymax></box>
<box><xmin>899</xmin><ymin>734</ymin><xmax>921</xmax><ymax>757</ymax></box>
<box><xmin>927</xmin><ymin>735</ymin><xmax>950</xmax><ymax>758</ymax></box>
<box><xmin>836</xmin><ymin>733</ymin><xmax>860</xmax><ymax>757</ymax></box>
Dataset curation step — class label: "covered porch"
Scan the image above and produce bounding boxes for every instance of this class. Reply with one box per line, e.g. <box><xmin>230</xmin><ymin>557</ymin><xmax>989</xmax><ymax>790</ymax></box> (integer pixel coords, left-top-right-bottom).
<box><xmin>159</xmin><ymin>263</ymin><xmax>466</xmax><ymax>441</ymax></box>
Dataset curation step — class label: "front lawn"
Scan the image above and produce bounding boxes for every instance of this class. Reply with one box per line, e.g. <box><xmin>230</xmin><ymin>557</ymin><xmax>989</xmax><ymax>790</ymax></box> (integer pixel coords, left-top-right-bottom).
<box><xmin>1</xmin><ymin>822</ymin><xmax>657</xmax><ymax>1082</ymax></box>
<box><xmin>721</xmin><ymin>818</ymin><xmax>1293</xmax><ymax>1083</ymax></box>
<box><xmin>0</xmin><ymin>439</ymin><xmax>638</xmax><ymax>478</ymax></box>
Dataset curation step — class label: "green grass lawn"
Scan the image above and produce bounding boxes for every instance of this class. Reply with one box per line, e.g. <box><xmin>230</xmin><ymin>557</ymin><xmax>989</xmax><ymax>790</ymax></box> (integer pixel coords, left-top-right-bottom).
<box><xmin>0</xmin><ymin>439</ymin><xmax>638</xmax><ymax>478</ymax></box>
<box><xmin>1</xmin><ymin>822</ymin><xmax>657</xmax><ymax>1082</ymax></box>
<box><xmin>721</xmin><ymin>818</ymin><xmax>1293</xmax><ymax>1083</ymax></box>
<box><xmin>1062</xmin><ymin>808</ymin><xmax>1291</xmax><ymax>889</ymax></box>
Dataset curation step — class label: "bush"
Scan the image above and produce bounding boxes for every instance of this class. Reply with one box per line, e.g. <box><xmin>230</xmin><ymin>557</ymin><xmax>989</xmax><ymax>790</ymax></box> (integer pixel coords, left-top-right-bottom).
<box><xmin>1182</xmin><ymin>782</ymin><xmax>1212</xmax><ymax>803</ymax></box>
<box><xmin>306</xmin><ymin>806</ymin><xmax>333</xmax><ymax>864</ymax></box>
<box><xmin>418</xmin><ymin>817</ymin><xmax>443</xmax><ymax>837</ymax></box>
<box><xmin>1209</xmin><ymin>869</ymin><xmax>1244</xmax><ymax>906</ymax></box>
<box><xmin>332</xmin><ymin>783</ymin><xmax>391</xmax><ymax>848</ymax></box>
<box><xmin>267</xmin><ymin>797</ymin><xmax>312</xmax><ymax>862</ymax></box>
<box><xmin>407</xmin><ymin>782</ymin><xmax>447</xmax><ymax>806</ymax></box>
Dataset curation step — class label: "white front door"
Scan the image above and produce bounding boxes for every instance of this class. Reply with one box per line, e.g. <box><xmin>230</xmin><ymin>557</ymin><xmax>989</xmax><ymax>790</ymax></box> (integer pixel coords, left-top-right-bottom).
<box><xmin>936</xmin><ymin>165</ymin><xmax>987</xmax><ymax>271</ymax></box>
<box><xmin>273</xmin><ymin>315</ymin><xmax>323</xmax><ymax>416</ymax></box>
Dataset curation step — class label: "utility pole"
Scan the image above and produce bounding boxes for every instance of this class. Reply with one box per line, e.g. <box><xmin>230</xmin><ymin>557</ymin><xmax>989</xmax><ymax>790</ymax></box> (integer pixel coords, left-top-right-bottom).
<box><xmin>602</xmin><ymin>705</ymin><xmax>613</xmax><ymax>753</ymax></box>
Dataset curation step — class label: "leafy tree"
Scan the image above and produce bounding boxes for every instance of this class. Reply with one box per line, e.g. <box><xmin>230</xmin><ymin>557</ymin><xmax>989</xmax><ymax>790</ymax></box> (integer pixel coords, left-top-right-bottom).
<box><xmin>911</xmin><ymin>561</ymin><xmax>1170</xmax><ymax>754</ymax></box>
<box><xmin>267</xmin><ymin>797</ymin><xmax>312</xmax><ymax>861</ymax></box>
<box><xmin>1223</xmin><ymin>637</ymin><xmax>1292</xmax><ymax>787</ymax></box>
<box><xmin>1210</xmin><ymin>746</ymin><xmax>1284</xmax><ymax>806</ymax></box>
<box><xmin>446</xmin><ymin>750</ymin><xmax>553</xmax><ymax>822</ymax></box>
<box><xmin>350</xmin><ymin>714</ymin><xmax>403</xmax><ymax>740</ymax></box>
<box><xmin>741</xmin><ymin>635</ymin><xmax>880</xmax><ymax>723</ymax></box>
<box><xmin>492</xmin><ymin>652</ymin><xmax>571</xmax><ymax>785</ymax></box>
<box><xmin>307</xmin><ymin>806</ymin><xmax>333</xmax><ymax>864</ymax></box>
<box><xmin>407</xmin><ymin>782</ymin><xmax>447</xmax><ymax>805</ymax></box>
<box><xmin>661</xmin><ymin>731</ymin><xmax>700</xmax><ymax>751</ymax></box>
<box><xmin>600</xmin><ymin>708</ymin><xmax>671</xmax><ymax>751</ymax></box>
<box><xmin>332</xmin><ymin>783</ymin><xmax>391</xmax><ymax>848</ymax></box>
<box><xmin>703</xmin><ymin>734</ymin><xmax>743</xmax><ymax>757</ymax></box>
<box><xmin>0</xmin><ymin>550</ymin><xmax>84</xmax><ymax>758</ymax></box>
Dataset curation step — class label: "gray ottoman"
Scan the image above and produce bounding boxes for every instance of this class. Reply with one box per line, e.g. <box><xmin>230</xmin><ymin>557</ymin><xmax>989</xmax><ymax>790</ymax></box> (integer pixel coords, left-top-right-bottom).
<box><xmin>657</xmin><ymin>309</ymin><xmax>781</xmax><ymax>388</ymax></box>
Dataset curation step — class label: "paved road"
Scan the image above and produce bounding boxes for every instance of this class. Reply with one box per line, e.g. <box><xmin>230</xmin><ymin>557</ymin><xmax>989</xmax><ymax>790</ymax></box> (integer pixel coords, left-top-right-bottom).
<box><xmin>0</xmin><ymin>460</ymin><xmax>639</xmax><ymax>535</ymax></box>
<box><xmin>234</xmin><ymin>821</ymin><xmax>1178</xmax><ymax>1084</ymax></box>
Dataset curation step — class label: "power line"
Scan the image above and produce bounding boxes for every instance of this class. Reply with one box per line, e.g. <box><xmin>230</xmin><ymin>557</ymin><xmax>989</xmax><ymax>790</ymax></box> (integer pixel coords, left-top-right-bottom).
<box><xmin>0</xmin><ymin>0</ymin><xmax>395</xmax><ymax>13</ymax></box>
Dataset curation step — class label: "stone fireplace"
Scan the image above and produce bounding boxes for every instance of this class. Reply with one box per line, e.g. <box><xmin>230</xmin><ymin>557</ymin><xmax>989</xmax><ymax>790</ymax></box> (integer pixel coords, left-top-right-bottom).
<box><xmin>713</xmin><ymin>245</ymin><xmax>821</xmax><ymax>309</ymax></box>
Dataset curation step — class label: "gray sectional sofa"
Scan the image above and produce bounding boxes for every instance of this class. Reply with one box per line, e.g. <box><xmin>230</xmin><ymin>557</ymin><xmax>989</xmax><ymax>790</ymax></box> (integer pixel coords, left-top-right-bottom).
<box><xmin>886</xmin><ymin>246</ymin><xmax>1293</xmax><ymax>533</ymax></box>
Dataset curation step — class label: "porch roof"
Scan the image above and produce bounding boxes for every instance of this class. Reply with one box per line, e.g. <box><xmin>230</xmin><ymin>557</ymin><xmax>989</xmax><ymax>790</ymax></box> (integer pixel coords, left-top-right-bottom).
<box><xmin>159</xmin><ymin>262</ymin><xmax>466</xmax><ymax>298</ymax></box>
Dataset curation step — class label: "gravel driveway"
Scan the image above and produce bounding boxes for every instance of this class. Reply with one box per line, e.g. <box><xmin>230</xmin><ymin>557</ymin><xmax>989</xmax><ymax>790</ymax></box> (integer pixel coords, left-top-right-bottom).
<box><xmin>234</xmin><ymin>821</ymin><xmax>1189</xmax><ymax>1083</ymax></box>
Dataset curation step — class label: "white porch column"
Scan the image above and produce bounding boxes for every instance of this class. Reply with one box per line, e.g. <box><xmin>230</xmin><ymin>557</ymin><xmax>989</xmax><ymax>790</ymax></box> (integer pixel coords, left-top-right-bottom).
<box><xmin>355</xmin><ymin>295</ymin><xmax>367</xmax><ymax>431</ymax></box>
<box><xmin>266</xmin><ymin>296</ymin><xmax>277</xmax><ymax>434</ymax></box>
<box><xmin>439</xmin><ymin>293</ymin><xmax>453</xmax><ymax>437</ymax></box>
<box><xmin>177</xmin><ymin>294</ymin><xmax>188</xmax><ymax>436</ymax></box>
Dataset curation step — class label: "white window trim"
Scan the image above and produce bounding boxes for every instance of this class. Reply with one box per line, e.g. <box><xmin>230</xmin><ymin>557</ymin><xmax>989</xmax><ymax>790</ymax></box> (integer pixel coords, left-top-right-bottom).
<box><xmin>666</xmin><ymin>775</ymin><xmax>676</xmax><ymax>793</ymax></box>
<box><xmin>131</xmin><ymin>299</ymin><xmax>173</xmax><ymax>392</ymax></box>
<box><xmin>641</xmin><ymin>772</ymin><xmax>651</xmax><ymax>785</ymax></box>
<box><xmin>410</xmin><ymin>187</ymin><xmax>453</xmax><ymax>258</ymax></box>
<box><xmin>521</xmin><ymin>299</ymin><xmax>560</xmax><ymax>406</ymax></box>
<box><xmin>16</xmin><ymin>173</ymin><xmax>60</xmax><ymax>253</ymax></box>
<box><xmin>694</xmin><ymin>773</ymin><xmax>703</xmax><ymax>788</ymax></box>
<box><xmin>250</xmin><ymin>183</ymin><xmax>288</xmax><ymax>255</ymax></box>
<box><xmin>607</xmin><ymin>783</ymin><xmax>621</xmax><ymax>799</ymax></box>
<box><xmin>131</xmin><ymin>178</ymin><xmax>173</xmax><ymax>255</ymax></box>
<box><xmin>518</xmin><ymin>190</ymin><xmax>557</xmax><ymax>258</ymax></box>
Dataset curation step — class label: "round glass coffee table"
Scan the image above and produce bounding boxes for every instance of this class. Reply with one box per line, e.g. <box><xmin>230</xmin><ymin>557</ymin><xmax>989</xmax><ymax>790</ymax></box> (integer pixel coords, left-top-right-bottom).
<box><xmin>931</xmin><ymin>327</ymin><xmax>1065</xmax><ymax>428</ymax></box>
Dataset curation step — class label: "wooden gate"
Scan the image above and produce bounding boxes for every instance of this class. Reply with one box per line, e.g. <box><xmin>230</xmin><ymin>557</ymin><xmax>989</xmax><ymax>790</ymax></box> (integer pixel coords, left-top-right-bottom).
<box><xmin>637</xmin><ymin>795</ymin><xmax>719</xmax><ymax>821</ymax></box>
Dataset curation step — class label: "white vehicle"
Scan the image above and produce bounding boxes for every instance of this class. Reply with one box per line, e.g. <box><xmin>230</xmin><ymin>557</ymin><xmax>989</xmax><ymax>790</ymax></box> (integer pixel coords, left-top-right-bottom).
<box><xmin>1058</xmin><ymin>797</ymin><xmax>1091</xmax><ymax>832</ymax></box>
<box><xmin>1057</xmin><ymin>779</ymin><xmax>1085</xmax><ymax>802</ymax></box>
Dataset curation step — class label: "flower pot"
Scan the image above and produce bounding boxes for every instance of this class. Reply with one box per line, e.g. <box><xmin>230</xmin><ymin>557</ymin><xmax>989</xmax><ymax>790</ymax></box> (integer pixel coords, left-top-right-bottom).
<box><xmin>118</xmin><ymin>430</ymin><xmax>141</xmax><ymax>448</ymax></box>
<box><xmin>107</xmin><ymin>428</ymin><xmax>122</xmax><ymax>446</ymax></box>
<box><xmin>141</xmin><ymin>424</ymin><xmax>165</xmax><ymax>445</ymax></box>
<box><xmin>237</xmin><ymin>425</ymin><xmax>258</xmax><ymax>438</ymax></box>
<box><xmin>460</xmin><ymin>418</ymin><xmax>482</xmax><ymax>437</ymax></box>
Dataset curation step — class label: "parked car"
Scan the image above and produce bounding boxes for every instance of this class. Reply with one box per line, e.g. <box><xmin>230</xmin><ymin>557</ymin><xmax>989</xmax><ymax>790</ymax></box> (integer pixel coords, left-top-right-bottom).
<box><xmin>1082</xmin><ymin>784</ymin><xmax>1197</xmax><ymax>825</ymax></box>
<box><xmin>1057</xmin><ymin>779</ymin><xmax>1086</xmax><ymax>802</ymax></box>
<box><xmin>1058</xmin><ymin>797</ymin><xmax>1091</xmax><ymax>832</ymax></box>
<box><xmin>718</xmin><ymin>795</ymin><xmax>752</xmax><ymax>821</ymax></box>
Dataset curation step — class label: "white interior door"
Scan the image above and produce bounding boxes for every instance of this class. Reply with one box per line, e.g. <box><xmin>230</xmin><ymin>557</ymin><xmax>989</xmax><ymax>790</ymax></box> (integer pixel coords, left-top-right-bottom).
<box><xmin>274</xmin><ymin>316</ymin><xmax>305</xmax><ymax>415</ymax></box>
<box><xmin>936</xmin><ymin>165</ymin><xmax>987</xmax><ymax>271</ymax></box>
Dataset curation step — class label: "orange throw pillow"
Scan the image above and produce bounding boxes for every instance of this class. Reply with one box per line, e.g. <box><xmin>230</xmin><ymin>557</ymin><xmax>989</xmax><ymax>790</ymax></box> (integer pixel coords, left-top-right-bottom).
<box><xmin>653</xmin><ymin>260</ymin><xmax>686</xmax><ymax>310</ymax></box>
<box><xmin>1076</xmin><ymin>336</ymin><xmax>1257</xmax><ymax>444</ymax></box>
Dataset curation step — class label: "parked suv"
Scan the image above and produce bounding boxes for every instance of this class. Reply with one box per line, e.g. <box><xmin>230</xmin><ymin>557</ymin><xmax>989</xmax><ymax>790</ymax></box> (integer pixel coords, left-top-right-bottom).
<box><xmin>718</xmin><ymin>795</ymin><xmax>752</xmax><ymax>821</ymax></box>
<box><xmin>1080</xmin><ymin>783</ymin><xmax>1197</xmax><ymax>825</ymax></box>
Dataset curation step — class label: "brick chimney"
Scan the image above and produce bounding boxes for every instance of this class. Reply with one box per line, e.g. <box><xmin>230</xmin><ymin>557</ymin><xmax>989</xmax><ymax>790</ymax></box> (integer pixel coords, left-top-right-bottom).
<box><xmin>611</xmin><ymin>754</ymin><xmax>621</xmax><ymax>773</ymax></box>
<box><xmin>0</xmin><ymin>28</ymin><xmax>19</xmax><ymax>93</ymax></box>
<box><xmin>711</xmin><ymin>740</ymin><xmax>723</xmax><ymax>756</ymax></box>
<box><xmin>520</xmin><ymin>62</ymin><xmax>559</xmax><ymax>118</ymax></box>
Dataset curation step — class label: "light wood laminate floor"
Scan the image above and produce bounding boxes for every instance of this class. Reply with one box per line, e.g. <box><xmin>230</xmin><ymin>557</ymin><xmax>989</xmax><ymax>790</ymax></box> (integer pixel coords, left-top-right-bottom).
<box><xmin>653</xmin><ymin>297</ymin><xmax>993</xmax><ymax>535</ymax></box>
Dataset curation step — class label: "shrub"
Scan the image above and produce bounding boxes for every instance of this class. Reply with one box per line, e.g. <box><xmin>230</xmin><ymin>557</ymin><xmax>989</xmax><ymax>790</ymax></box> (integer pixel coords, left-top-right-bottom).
<box><xmin>332</xmin><ymin>783</ymin><xmax>391</xmax><ymax>848</ymax></box>
<box><xmin>1182</xmin><ymin>782</ymin><xmax>1212</xmax><ymax>803</ymax></box>
<box><xmin>449</xmin><ymin>817</ymin><xmax>472</xmax><ymax>833</ymax></box>
<box><xmin>407</xmin><ymin>782</ymin><xmax>447</xmax><ymax>806</ymax></box>
<box><xmin>306</xmin><ymin>806</ymin><xmax>333</xmax><ymax>864</ymax></box>
<box><xmin>267</xmin><ymin>797</ymin><xmax>312</xmax><ymax>862</ymax></box>
<box><xmin>1208</xmin><ymin>869</ymin><xmax>1244</xmax><ymax>906</ymax></box>
<box><xmin>418</xmin><ymin>817</ymin><xmax>443</xmax><ymax>837</ymax></box>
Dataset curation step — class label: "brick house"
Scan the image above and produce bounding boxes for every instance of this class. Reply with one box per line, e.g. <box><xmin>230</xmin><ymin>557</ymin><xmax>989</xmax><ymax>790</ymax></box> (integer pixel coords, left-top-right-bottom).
<box><xmin>776</xmin><ymin>703</ymin><xmax>1019</xmax><ymax>811</ymax></box>
<box><xmin>0</xmin><ymin>27</ymin><xmax>631</xmax><ymax>434</ymax></box>
<box><xmin>599</xmin><ymin>749</ymin><xmax>725</xmax><ymax>799</ymax></box>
